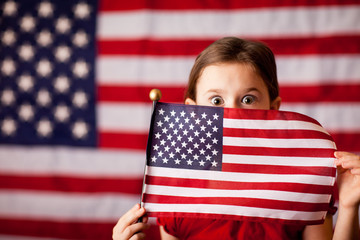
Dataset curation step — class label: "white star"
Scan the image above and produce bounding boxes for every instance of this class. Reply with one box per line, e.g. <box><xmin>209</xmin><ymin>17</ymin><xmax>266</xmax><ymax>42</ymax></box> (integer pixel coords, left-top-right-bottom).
<box><xmin>194</xmin><ymin>154</ymin><xmax>199</xmax><ymax>160</ymax></box>
<box><xmin>160</xmin><ymin>139</ymin><xmax>166</xmax><ymax>145</ymax></box>
<box><xmin>195</xmin><ymin>118</ymin><xmax>201</xmax><ymax>124</ymax></box>
<box><xmin>3</xmin><ymin>1</ymin><xmax>17</xmax><ymax>16</ymax></box>
<box><xmin>189</xmin><ymin>124</ymin><xmax>194</xmax><ymax>130</ymax></box>
<box><xmin>18</xmin><ymin>103</ymin><xmax>34</xmax><ymax>122</ymax></box>
<box><xmin>72</xmin><ymin>31</ymin><xmax>88</xmax><ymax>48</ymax></box>
<box><xmin>169</xmin><ymin>122</ymin><xmax>175</xmax><ymax>128</ymax></box>
<box><xmin>207</xmin><ymin>119</ymin><xmax>213</xmax><ymax>125</ymax></box>
<box><xmin>158</xmin><ymin>109</ymin><xmax>165</xmax><ymax>115</ymax></box>
<box><xmin>200</xmin><ymin>125</ymin><xmax>206</xmax><ymax>131</ymax></box>
<box><xmin>74</xmin><ymin>2</ymin><xmax>91</xmax><ymax>19</ymax></box>
<box><xmin>153</xmin><ymin>144</ymin><xmax>159</xmax><ymax>151</ymax></box>
<box><xmin>178</xmin><ymin>123</ymin><xmax>184</xmax><ymax>129</ymax></box>
<box><xmin>212</xmin><ymin>149</ymin><xmax>218</xmax><ymax>156</ymax></box>
<box><xmin>162</xmin><ymin>158</ymin><xmax>169</xmax><ymax>164</ymax></box>
<box><xmin>199</xmin><ymin>149</ymin><xmax>205</xmax><ymax>155</ymax></box>
<box><xmin>54</xmin><ymin>104</ymin><xmax>71</xmax><ymax>122</ymax></box>
<box><xmin>38</xmin><ymin>1</ymin><xmax>53</xmax><ymax>17</ymax></box>
<box><xmin>20</xmin><ymin>15</ymin><xmax>36</xmax><ymax>32</ymax></box>
<box><xmin>181</xmin><ymin>153</ymin><xmax>187</xmax><ymax>159</ymax></box>
<box><xmin>36</xmin><ymin>89</ymin><xmax>52</xmax><ymax>107</ymax></box>
<box><xmin>174</xmin><ymin>117</ymin><xmax>180</xmax><ymax>123</ymax></box>
<box><xmin>213</xmin><ymin>113</ymin><xmax>219</xmax><ymax>120</ymax></box>
<box><xmin>37</xmin><ymin>119</ymin><xmax>53</xmax><ymax>137</ymax></box>
<box><xmin>18</xmin><ymin>43</ymin><xmax>35</xmax><ymax>61</ymax></box>
<box><xmin>158</xmin><ymin>151</ymin><xmax>164</xmax><ymax>157</ymax></box>
<box><xmin>181</xmin><ymin>141</ymin><xmax>187</xmax><ymax>148</ymax></box>
<box><xmin>175</xmin><ymin>147</ymin><xmax>181</xmax><ymax>153</ymax></box>
<box><xmin>169</xmin><ymin>152</ymin><xmax>175</xmax><ymax>158</ymax></box>
<box><xmin>1</xmin><ymin>58</ymin><xmax>16</xmax><ymax>76</ymax></box>
<box><xmin>166</xmin><ymin>134</ymin><xmax>172</xmax><ymax>140</ymax></box>
<box><xmin>161</xmin><ymin>127</ymin><xmax>168</xmax><ymax>134</ymax></box>
<box><xmin>186</xmin><ymin>159</ymin><xmax>193</xmax><ymax>165</ymax></box>
<box><xmin>18</xmin><ymin>74</ymin><xmax>34</xmax><ymax>92</ymax></box>
<box><xmin>151</xmin><ymin>156</ymin><xmax>157</xmax><ymax>162</ymax></box>
<box><xmin>193</xmin><ymin>143</ymin><xmax>199</xmax><ymax>149</ymax></box>
<box><xmin>201</xmin><ymin>112</ymin><xmax>207</xmax><ymax>119</ymax></box>
<box><xmin>54</xmin><ymin>75</ymin><xmax>70</xmax><ymax>93</ymax></box>
<box><xmin>154</xmin><ymin>132</ymin><xmax>161</xmax><ymax>139</ymax></box>
<box><xmin>211</xmin><ymin>160</ymin><xmax>218</xmax><ymax>167</ymax></box>
<box><xmin>187</xmin><ymin>136</ymin><xmax>194</xmax><ymax>142</ymax></box>
<box><xmin>164</xmin><ymin>115</ymin><xmax>170</xmax><ymax>122</ymax></box>
<box><xmin>206</xmin><ymin>131</ymin><xmax>212</xmax><ymax>138</ymax></box>
<box><xmin>176</xmin><ymin>135</ymin><xmax>182</xmax><ymax>141</ymax></box>
<box><xmin>36</xmin><ymin>59</ymin><xmax>52</xmax><ymax>77</ymax></box>
<box><xmin>72</xmin><ymin>90</ymin><xmax>88</xmax><ymax>108</ymax></box>
<box><xmin>190</xmin><ymin>111</ymin><xmax>196</xmax><ymax>118</ymax></box>
<box><xmin>164</xmin><ymin>146</ymin><xmax>170</xmax><ymax>152</ymax></box>
<box><xmin>173</xmin><ymin>129</ymin><xmax>178</xmax><ymax>135</ymax></box>
<box><xmin>156</xmin><ymin>120</ymin><xmax>163</xmax><ymax>127</ymax></box>
<box><xmin>187</xmin><ymin>148</ymin><xmax>193</xmax><ymax>154</ymax></box>
<box><xmin>1</xmin><ymin>118</ymin><xmax>17</xmax><ymax>136</ymax></box>
<box><xmin>55</xmin><ymin>45</ymin><xmax>71</xmax><ymax>62</ymax></box>
<box><xmin>171</xmin><ymin>140</ymin><xmax>176</xmax><ymax>146</ymax></box>
<box><xmin>1</xmin><ymin>29</ymin><xmax>16</xmax><ymax>46</ymax></box>
<box><xmin>174</xmin><ymin>159</ymin><xmax>181</xmax><ymax>164</ymax></box>
<box><xmin>72</xmin><ymin>120</ymin><xmax>88</xmax><ymax>139</ymax></box>
<box><xmin>212</xmin><ymin>126</ymin><xmax>218</xmax><ymax>132</ymax></box>
<box><xmin>183</xmin><ymin>129</ymin><xmax>188</xmax><ymax>135</ymax></box>
<box><xmin>199</xmin><ymin>160</ymin><xmax>205</xmax><ymax>166</ymax></box>
<box><xmin>1</xmin><ymin>89</ymin><xmax>15</xmax><ymax>106</ymax></box>
<box><xmin>72</xmin><ymin>60</ymin><xmax>89</xmax><ymax>78</ymax></box>
<box><xmin>212</xmin><ymin>138</ymin><xmax>218</xmax><ymax>144</ymax></box>
<box><xmin>56</xmin><ymin>16</ymin><xmax>71</xmax><ymax>34</ymax></box>
<box><xmin>170</xmin><ymin>110</ymin><xmax>176</xmax><ymax>117</ymax></box>
<box><xmin>206</xmin><ymin>143</ymin><xmax>212</xmax><ymax>149</ymax></box>
<box><xmin>37</xmin><ymin>30</ymin><xmax>53</xmax><ymax>47</ymax></box>
<box><xmin>180</xmin><ymin>111</ymin><xmax>186</xmax><ymax>117</ymax></box>
<box><xmin>206</xmin><ymin>155</ymin><xmax>212</xmax><ymax>161</ymax></box>
<box><xmin>194</xmin><ymin>131</ymin><xmax>200</xmax><ymax>137</ymax></box>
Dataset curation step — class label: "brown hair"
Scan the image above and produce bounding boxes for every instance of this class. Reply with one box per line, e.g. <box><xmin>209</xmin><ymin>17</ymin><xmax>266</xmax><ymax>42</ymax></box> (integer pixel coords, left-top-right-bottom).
<box><xmin>185</xmin><ymin>37</ymin><xmax>279</xmax><ymax>102</ymax></box>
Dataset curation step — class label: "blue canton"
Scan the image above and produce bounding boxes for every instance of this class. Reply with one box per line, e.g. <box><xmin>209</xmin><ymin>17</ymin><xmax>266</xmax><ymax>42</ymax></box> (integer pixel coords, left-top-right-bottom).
<box><xmin>147</xmin><ymin>102</ymin><xmax>223</xmax><ymax>171</ymax></box>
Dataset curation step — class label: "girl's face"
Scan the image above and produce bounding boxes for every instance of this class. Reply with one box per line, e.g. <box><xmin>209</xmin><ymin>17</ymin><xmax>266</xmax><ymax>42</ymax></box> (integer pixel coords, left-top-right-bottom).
<box><xmin>185</xmin><ymin>63</ymin><xmax>281</xmax><ymax>110</ymax></box>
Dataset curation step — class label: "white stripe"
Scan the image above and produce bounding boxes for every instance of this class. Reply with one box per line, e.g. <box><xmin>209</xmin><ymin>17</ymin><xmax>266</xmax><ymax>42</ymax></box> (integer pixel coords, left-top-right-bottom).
<box><xmin>100</xmin><ymin>103</ymin><xmax>360</xmax><ymax>132</ymax></box>
<box><xmin>144</xmin><ymin>184</ymin><xmax>331</xmax><ymax>203</ymax></box>
<box><xmin>146</xmin><ymin>166</ymin><xmax>335</xmax><ymax>186</ymax></box>
<box><xmin>223</xmin><ymin>155</ymin><xmax>335</xmax><ymax>167</ymax></box>
<box><xmin>223</xmin><ymin>137</ymin><xmax>335</xmax><ymax>149</ymax></box>
<box><xmin>0</xmin><ymin>146</ymin><xmax>146</xmax><ymax>177</ymax></box>
<box><xmin>281</xmin><ymin>103</ymin><xmax>360</xmax><ymax>132</ymax></box>
<box><xmin>96</xmin><ymin>55</ymin><xmax>360</xmax><ymax>85</ymax></box>
<box><xmin>97</xmin><ymin>102</ymin><xmax>152</xmax><ymax>133</ymax></box>
<box><xmin>97</xmin><ymin>7</ymin><xmax>360</xmax><ymax>38</ymax></box>
<box><xmin>0</xmin><ymin>190</ymin><xmax>138</xmax><ymax>221</ymax></box>
<box><xmin>143</xmin><ymin>203</ymin><xmax>327</xmax><ymax>221</ymax></box>
<box><xmin>223</xmin><ymin>118</ymin><xmax>328</xmax><ymax>133</ymax></box>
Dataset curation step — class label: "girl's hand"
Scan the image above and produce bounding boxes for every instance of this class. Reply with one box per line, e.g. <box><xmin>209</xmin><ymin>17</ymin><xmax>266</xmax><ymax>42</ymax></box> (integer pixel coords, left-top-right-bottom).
<box><xmin>334</xmin><ymin>151</ymin><xmax>360</xmax><ymax>209</ymax></box>
<box><xmin>113</xmin><ymin>204</ymin><xmax>150</xmax><ymax>240</ymax></box>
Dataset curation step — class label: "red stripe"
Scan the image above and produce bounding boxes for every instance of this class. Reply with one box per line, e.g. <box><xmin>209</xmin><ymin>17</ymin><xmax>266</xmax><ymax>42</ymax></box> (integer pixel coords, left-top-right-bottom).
<box><xmin>99</xmin><ymin>131</ymin><xmax>148</xmax><ymax>150</ymax></box>
<box><xmin>0</xmin><ymin>174</ymin><xmax>143</xmax><ymax>194</ymax></box>
<box><xmin>145</xmin><ymin>175</ymin><xmax>333</xmax><ymax>194</ymax></box>
<box><xmin>224</xmin><ymin>107</ymin><xmax>320</xmax><ymax>124</ymax></box>
<box><xmin>143</xmin><ymin>194</ymin><xmax>330</xmax><ymax>212</ymax></box>
<box><xmin>97</xmin><ymin>84</ymin><xmax>360</xmax><ymax>103</ymax></box>
<box><xmin>223</xmin><ymin>128</ymin><xmax>333</xmax><ymax>140</ymax></box>
<box><xmin>0</xmin><ymin>218</ymin><xmax>160</xmax><ymax>239</ymax></box>
<box><xmin>97</xmin><ymin>85</ymin><xmax>186</xmax><ymax>103</ymax></box>
<box><xmin>98</xmin><ymin>36</ymin><xmax>360</xmax><ymax>56</ymax></box>
<box><xmin>280</xmin><ymin>84</ymin><xmax>360</xmax><ymax>103</ymax></box>
<box><xmin>331</xmin><ymin>132</ymin><xmax>360</xmax><ymax>152</ymax></box>
<box><xmin>99</xmin><ymin>0</ymin><xmax>359</xmax><ymax>11</ymax></box>
<box><xmin>223</xmin><ymin>146</ymin><xmax>335</xmax><ymax>158</ymax></box>
<box><xmin>222</xmin><ymin>163</ymin><xmax>335</xmax><ymax>176</ymax></box>
<box><xmin>147</xmin><ymin>212</ymin><xmax>324</xmax><ymax>225</ymax></box>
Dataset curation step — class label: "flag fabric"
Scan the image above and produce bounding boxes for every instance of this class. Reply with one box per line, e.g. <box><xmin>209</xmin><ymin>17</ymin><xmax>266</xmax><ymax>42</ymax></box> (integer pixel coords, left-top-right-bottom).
<box><xmin>0</xmin><ymin>0</ymin><xmax>359</xmax><ymax>239</ymax></box>
<box><xmin>142</xmin><ymin>102</ymin><xmax>337</xmax><ymax>225</ymax></box>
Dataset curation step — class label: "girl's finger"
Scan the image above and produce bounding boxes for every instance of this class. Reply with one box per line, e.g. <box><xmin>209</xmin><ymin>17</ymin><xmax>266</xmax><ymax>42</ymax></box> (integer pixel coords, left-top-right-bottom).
<box><xmin>114</xmin><ymin>204</ymin><xmax>146</xmax><ymax>233</ymax></box>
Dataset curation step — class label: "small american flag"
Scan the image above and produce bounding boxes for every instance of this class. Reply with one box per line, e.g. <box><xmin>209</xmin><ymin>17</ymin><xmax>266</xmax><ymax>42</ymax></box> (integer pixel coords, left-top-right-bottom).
<box><xmin>142</xmin><ymin>102</ymin><xmax>337</xmax><ymax>225</ymax></box>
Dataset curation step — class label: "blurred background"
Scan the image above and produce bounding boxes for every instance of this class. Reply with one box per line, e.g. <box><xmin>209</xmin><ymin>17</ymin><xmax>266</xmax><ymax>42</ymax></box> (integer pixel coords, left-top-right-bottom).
<box><xmin>0</xmin><ymin>0</ymin><xmax>359</xmax><ymax>239</ymax></box>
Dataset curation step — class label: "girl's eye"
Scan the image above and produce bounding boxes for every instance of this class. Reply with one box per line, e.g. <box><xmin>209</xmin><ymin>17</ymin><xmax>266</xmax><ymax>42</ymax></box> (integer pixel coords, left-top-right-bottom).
<box><xmin>210</xmin><ymin>96</ymin><xmax>224</xmax><ymax>106</ymax></box>
<box><xmin>241</xmin><ymin>95</ymin><xmax>256</xmax><ymax>105</ymax></box>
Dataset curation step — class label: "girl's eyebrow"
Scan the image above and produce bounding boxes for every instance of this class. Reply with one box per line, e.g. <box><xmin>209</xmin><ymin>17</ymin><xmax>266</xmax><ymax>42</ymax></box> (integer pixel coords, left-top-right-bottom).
<box><xmin>204</xmin><ymin>89</ymin><xmax>225</xmax><ymax>94</ymax></box>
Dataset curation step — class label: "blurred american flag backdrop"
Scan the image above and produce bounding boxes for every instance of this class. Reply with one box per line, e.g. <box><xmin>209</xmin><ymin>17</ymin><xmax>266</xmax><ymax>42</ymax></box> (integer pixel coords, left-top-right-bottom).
<box><xmin>0</xmin><ymin>0</ymin><xmax>359</xmax><ymax>239</ymax></box>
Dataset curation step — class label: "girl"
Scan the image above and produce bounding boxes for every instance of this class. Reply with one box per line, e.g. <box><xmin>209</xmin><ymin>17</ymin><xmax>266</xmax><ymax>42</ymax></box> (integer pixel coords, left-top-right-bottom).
<box><xmin>113</xmin><ymin>37</ymin><xmax>360</xmax><ymax>240</ymax></box>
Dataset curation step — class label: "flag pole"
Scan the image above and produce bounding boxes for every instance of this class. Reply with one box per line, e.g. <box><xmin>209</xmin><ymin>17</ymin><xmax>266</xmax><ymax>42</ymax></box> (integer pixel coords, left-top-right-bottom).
<box><xmin>138</xmin><ymin>89</ymin><xmax>162</xmax><ymax>222</ymax></box>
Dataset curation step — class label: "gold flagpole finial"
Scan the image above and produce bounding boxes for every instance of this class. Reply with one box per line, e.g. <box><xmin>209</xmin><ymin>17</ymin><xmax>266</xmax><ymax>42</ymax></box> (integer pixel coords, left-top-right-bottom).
<box><xmin>149</xmin><ymin>89</ymin><xmax>162</xmax><ymax>101</ymax></box>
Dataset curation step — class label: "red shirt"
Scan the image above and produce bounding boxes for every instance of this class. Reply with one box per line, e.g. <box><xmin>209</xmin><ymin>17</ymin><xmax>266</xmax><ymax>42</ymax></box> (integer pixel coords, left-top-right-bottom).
<box><xmin>157</xmin><ymin>217</ymin><xmax>305</xmax><ymax>240</ymax></box>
